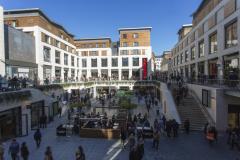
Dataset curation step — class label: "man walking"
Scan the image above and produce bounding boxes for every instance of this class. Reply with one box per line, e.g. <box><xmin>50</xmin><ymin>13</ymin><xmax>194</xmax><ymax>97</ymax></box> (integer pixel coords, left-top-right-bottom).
<box><xmin>34</xmin><ymin>129</ymin><xmax>42</xmax><ymax>148</ymax></box>
<box><xmin>8</xmin><ymin>139</ymin><xmax>20</xmax><ymax>160</ymax></box>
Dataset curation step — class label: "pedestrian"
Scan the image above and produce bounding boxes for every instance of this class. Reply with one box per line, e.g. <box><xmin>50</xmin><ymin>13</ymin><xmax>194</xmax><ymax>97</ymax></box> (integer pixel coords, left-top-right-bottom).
<box><xmin>120</xmin><ymin>128</ymin><xmax>127</xmax><ymax>149</ymax></box>
<box><xmin>75</xmin><ymin>145</ymin><xmax>85</xmax><ymax>160</ymax></box>
<box><xmin>20</xmin><ymin>142</ymin><xmax>29</xmax><ymax>160</ymax></box>
<box><xmin>34</xmin><ymin>129</ymin><xmax>42</xmax><ymax>148</ymax></box>
<box><xmin>44</xmin><ymin>146</ymin><xmax>53</xmax><ymax>160</ymax></box>
<box><xmin>43</xmin><ymin>114</ymin><xmax>47</xmax><ymax>128</ymax></box>
<box><xmin>172</xmin><ymin>120</ymin><xmax>179</xmax><ymax>137</ymax></box>
<box><xmin>152</xmin><ymin>131</ymin><xmax>160</xmax><ymax>150</ymax></box>
<box><xmin>8</xmin><ymin>139</ymin><xmax>19</xmax><ymax>160</ymax></box>
<box><xmin>0</xmin><ymin>143</ymin><xmax>4</xmax><ymax>160</ymax></box>
<box><xmin>129</xmin><ymin>133</ymin><xmax>135</xmax><ymax>150</ymax></box>
<box><xmin>58</xmin><ymin>107</ymin><xmax>62</xmax><ymax>117</ymax></box>
<box><xmin>184</xmin><ymin>119</ymin><xmax>190</xmax><ymax>134</ymax></box>
<box><xmin>137</xmin><ymin>135</ymin><xmax>144</xmax><ymax>159</ymax></box>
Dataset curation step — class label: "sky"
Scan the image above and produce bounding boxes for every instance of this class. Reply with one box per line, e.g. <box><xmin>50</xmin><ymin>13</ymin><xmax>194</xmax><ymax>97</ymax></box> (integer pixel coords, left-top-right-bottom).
<box><xmin>1</xmin><ymin>0</ymin><xmax>202</xmax><ymax>55</ymax></box>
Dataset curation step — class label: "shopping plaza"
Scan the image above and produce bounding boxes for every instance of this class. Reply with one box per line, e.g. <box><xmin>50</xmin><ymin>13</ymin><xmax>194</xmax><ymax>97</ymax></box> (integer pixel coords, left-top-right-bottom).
<box><xmin>0</xmin><ymin>0</ymin><xmax>240</xmax><ymax>159</ymax></box>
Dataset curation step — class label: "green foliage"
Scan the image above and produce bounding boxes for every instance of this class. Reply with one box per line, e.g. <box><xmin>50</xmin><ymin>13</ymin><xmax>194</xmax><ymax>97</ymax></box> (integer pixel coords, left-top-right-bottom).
<box><xmin>118</xmin><ymin>97</ymin><xmax>137</xmax><ymax>110</ymax></box>
<box><xmin>69</xmin><ymin>102</ymin><xmax>85</xmax><ymax>108</ymax></box>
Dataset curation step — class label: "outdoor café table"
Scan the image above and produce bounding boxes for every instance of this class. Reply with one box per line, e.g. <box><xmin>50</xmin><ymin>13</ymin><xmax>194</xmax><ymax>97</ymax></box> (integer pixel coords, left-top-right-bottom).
<box><xmin>62</xmin><ymin>124</ymin><xmax>74</xmax><ymax>136</ymax></box>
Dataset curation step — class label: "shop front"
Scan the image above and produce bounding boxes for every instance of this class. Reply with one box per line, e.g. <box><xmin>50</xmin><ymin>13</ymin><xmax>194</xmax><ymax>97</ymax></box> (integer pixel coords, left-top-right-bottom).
<box><xmin>29</xmin><ymin>101</ymin><xmax>44</xmax><ymax>129</ymax></box>
<box><xmin>224</xmin><ymin>53</ymin><xmax>239</xmax><ymax>80</ymax></box>
<box><xmin>228</xmin><ymin>105</ymin><xmax>240</xmax><ymax>128</ymax></box>
<box><xmin>0</xmin><ymin>107</ymin><xmax>21</xmax><ymax>140</ymax></box>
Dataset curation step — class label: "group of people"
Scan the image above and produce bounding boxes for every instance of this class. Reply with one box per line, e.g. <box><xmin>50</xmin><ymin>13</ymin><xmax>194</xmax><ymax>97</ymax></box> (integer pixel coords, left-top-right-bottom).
<box><xmin>3</xmin><ymin>135</ymin><xmax>85</xmax><ymax>160</ymax></box>
<box><xmin>0</xmin><ymin>75</ymin><xmax>33</xmax><ymax>92</ymax></box>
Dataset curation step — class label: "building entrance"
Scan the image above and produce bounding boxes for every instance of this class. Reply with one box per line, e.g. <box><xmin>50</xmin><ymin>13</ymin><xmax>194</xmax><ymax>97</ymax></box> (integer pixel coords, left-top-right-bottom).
<box><xmin>228</xmin><ymin>105</ymin><xmax>240</xmax><ymax>128</ymax></box>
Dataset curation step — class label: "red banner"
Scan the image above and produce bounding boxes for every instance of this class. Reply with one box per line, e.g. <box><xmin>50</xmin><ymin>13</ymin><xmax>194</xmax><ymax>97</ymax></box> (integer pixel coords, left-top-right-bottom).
<box><xmin>142</xmin><ymin>58</ymin><xmax>148</xmax><ymax>80</ymax></box>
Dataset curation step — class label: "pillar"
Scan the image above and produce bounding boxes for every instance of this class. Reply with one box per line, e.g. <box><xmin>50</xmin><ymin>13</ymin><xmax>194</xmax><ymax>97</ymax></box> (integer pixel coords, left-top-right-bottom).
<box><xmin>119</xmin><ymin>69</ymin><xmax>122</xmax><ymax>81</ymax></box>
<box><xmin>129</xmin><ymin>69</ymin><xmax>132</xmax><ymax>80</ymax></box>
<box><xmin>204</xmin><ymin>60</ymin><xmax>209</xmax><ymax>76</ymax></box>
<box><xmin>0</xmin><ymin>6</ymin><xmax>5</xmax><ymax>76</ymax></box>
<box><xmin>217</xmin><ymin>56</ymin><xmax>224</xmax><ymax>80</ymax></box>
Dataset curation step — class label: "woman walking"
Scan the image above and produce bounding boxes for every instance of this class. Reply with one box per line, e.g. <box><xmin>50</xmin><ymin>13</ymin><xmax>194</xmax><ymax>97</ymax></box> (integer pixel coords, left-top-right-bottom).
<box><xmin>44</xmin><ymin>146</ymin><xmax>53</xmax><ymax>160</ymax></box>
<box><xmin>75</xmin><ymin>145</ymin><xmax>85</xmax><ymax>160</ymax></box>
<box><xmin>20</xmin><ymin>142</ymin><xmax>29</xmax><ymax>160</ymax></box>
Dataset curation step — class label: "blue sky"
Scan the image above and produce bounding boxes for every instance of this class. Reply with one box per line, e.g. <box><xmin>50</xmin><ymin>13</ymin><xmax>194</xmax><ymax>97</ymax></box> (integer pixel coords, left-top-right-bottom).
<box><xmin>1</xmin><ymin>0</ymin><xmax>201</xmax><ymax>55</ymax></box>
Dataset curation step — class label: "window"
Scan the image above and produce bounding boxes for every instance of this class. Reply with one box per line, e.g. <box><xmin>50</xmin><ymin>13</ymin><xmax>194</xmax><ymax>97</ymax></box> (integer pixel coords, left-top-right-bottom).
<box><xmin>122</xmin><ymin>34</ymin><xmax>127</xmax><ymax>39</ymax></box>
<box><xmin>177</xmin><ymin>55</ymin><xmax>179</xmax><ymax>65</ymax></box>
<box><xmin>45</xmin><ymin>35</ymin><xmax>50</xmax><ymax>44</ymax></box>
<box><xmin>60</xmin><ymin>34</ymin><xmax>64</xmax><ymax>39</ymax></box>
<box><xmin>112</xmin><ymin>58</ymin><xmax>118</xmax><ymax>67</ymax></box>
<box><xmin>202</xmin><ymin>89</ymin><xmax>210</xmax><ymax>107</ymax></box>
<box><xmin>225</xmin><ymin>20</ymin><xmax>238</xmax><ymax>48</ymax></box>
<box><xmin>82</xmin><ymin>59</ymin><xmax>87</xmax><ymax>68</ymax></box>
<box><xmin>101</xmin><ymin>58</ymin><xmax>108</xmax><ymax>67</ymax></box>
<box><xmin>191</xmin><ymin>46</ymin><xmax>195</xmax><ymax>60</ymax></box>
<box><xmin>199</xmin><ymin>40</ymin><xmax>205</xmax><ymax>57</ymax></box>
<box><xmin>209</xmin><ymin>32</ymin><xmax>217</xmax><ymax>54</ymax></box>
<box><xmin>11</xmin><ymin>20</ymin><xmax>17</xmax><ymax>27</ymax></box>
<box><xmin>77</xmin><ymin>58</ymin><xmax>79</xmax><ymax>67</ymax></box>
<box><xmin>55</xmin><ymin>51</ymin><xmax>60</xmax><ymax>64</ymax></box>
<box><xmin>180</xmin><ymin>53</ymin><xmax>183</xmax><ymax>64</ymax></box>
<box><xmin>133</xmin><ymin>42</ymin><xmax>139</xmax><ymax>47</ymax></box>
<box><xmin>56</xmin><ymin>40</ymin><xmax>60</xmax><ymax>48</ymax></box>
<box><xmin>89</xmin><ymin>51</ymin><xmax>98</xmax><ymax>56</ymax></box>
<box><xmin>102</xmin><ymin>43</ymin><xmax>106</xmax><ymax>48</ymax></box>
<box><xmin>122</xmin><ymin>42</ymin><xmax>128</xmax><ymax>47</ymax></box>
<box><xmin>120</xmin><ymin>50</ymin><xmax>128</xmax><ymax>55</ymax></box>
<box><xmin>82</xmin><ymin>51</ymin><xmax>88</xmax><ymax>56</ymax></box>
<box><xmin>43</xmin><ymin>47</ymin><xmax>51</xmax><ymax>62</ymax></box>
<box><xmin>91</xmin><ymin>59</ymin><xmax>97</xmax><ymax>67</ymax></box>
<box><xmin>132</xmin><ymin>49</ymin><xmax>141</xmax><ymax>55</ymax></box>
<box><xmin>133</xmin><ymin>58</ymin><xmax>139</xmax><ymax>66</ymax></box>
<box><xmin>133</xmin><ymin>33</ymin><xmax>139</xmax><ymax>38</ymax></box>
<box><xmin>185</xmin><ymin>50</ymin><xmax>189</xmax><ymax>62</ymax></box>
<box><xmin>96</xmin><ymin>43</ymin><xmax>99</xmax><ymax>48</ymax></box>
<box><xmin>71</xmin><ymin>56</ymin><xmax>75</xmax><ymax>66</ymax></box>
<box><xmin>64</xmin><ymin>54</ymin><xmax>68</xmax><ymax>65</ymax></box>
<box><xmin>122</xmin><ymin>58</ymin><xmax>128</xmax><ymax>67</ymax></box>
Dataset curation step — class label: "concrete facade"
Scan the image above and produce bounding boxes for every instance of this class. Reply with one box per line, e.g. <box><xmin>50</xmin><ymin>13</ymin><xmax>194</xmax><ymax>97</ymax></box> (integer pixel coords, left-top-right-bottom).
<box><xmin>171</xmin><ymin>0</ymin><xmax>240</xmax><ymax>79</ymax></box>
<box><xmin>0</xmin><ymin>6</ymin><xmax>5</xmax><ymax>76</ymax></box>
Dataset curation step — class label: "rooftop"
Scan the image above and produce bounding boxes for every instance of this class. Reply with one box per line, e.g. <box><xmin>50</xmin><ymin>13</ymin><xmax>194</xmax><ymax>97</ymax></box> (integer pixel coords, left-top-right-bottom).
<box><xmin>118</xmin><ymin>27</ymin><xmax>152</xmax><ymax>32</ymax></box>
<box><xmin>74</xmin><ymin>37</ymin><xmax>111</xmax><ymax>41</ymax></box>
<box><xmin>4</xmin><ymin>8</ymin><xmax>74</xmax><ymax>37</ymax></box>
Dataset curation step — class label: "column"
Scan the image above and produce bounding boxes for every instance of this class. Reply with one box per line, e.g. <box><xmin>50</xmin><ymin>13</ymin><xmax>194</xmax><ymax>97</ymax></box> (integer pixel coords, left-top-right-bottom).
<box><xmin>119</xmin><ymin>69</ymin><xmax>122</xmax><ymax>81</ymax></box>
<box><xmin>204</xmin><ymin>60</ymin><xmax>209</xmax><ymax>76</ymax></box>
<box><xmin>195</xmin><ymin>62</ymin><xmax>198</xmax><ymax>80</ymax></box>
<box><xmin>51</xmin><ymin>66</ymin><xmax>55</xmax><ymax>83</ymax></box>
<box><xmin>61</xmin><ymin>67</ymin><xmax>64</xmax><ymax>83</ymax></box>
<box><xmin>108</xmin><ymin>69</ymin><xmax>111</xmax><ymax>80</ymax></box>
<box><xmin>217</xmin><ymin>56</ymin><xmax>224</xmax><ymax>80</ymax></box>
<box><xmin>0</xmin><ymin>6</ymin><xmax>5</xmax><ymax>76</ymax></box>
<box><xmin>140</xmin><ymin>68</ymin><xmax>143</xmax><ymax>80</ymax></box>
<box><xmin>129</xmin><ymin>69</ymin><xmax>132</xmax><ymax>80</ymax></box>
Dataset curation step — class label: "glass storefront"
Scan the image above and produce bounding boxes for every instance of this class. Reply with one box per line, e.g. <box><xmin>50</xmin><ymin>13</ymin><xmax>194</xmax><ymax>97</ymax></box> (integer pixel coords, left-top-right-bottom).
<box><xmin>0</xmin><ymin>107</ymin><xmax>21</xmax><ymax>140</ymax></box>
<box><xmin>30</xmin><ymin>101</ymin><xmax>44</xmax><ymax>129</ymax></box>
<box><xmin>228</xmin><ymin>105</ymin><xmax>240</xmax><ymax>128</ymax></box>
<box><xmin>6</xmin><ymin>66</ymin><xmax>36</xmax><ymax>80</ymax></box>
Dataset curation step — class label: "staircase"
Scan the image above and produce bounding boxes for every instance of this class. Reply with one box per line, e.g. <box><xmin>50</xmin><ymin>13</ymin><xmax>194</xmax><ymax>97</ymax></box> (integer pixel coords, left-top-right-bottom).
<box><xmin>176</xmin><ymin>94</ymin><xmax>208</xmax><ymax>131</ymax></box>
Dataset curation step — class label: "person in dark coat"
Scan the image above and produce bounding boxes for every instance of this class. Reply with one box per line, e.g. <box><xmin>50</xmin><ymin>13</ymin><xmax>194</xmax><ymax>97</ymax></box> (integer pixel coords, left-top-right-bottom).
<box><xmin>34</xmin><ymin>129</ymin><xmax>42</xmax><ymax>148</ymax></box>
<box><xmin>21</xmin><ymin>142</ymin><xmax>29</xmax><ymax>160</ymax></box>
<box><xmin>184</xmin><ymin>119</ymin><xmax>190</xmax><ymax>134</ymax></box>
<box><xmin>8</xmin><ymin>139</ymin><xmax>20</xmax><ymax>160</ymax></box>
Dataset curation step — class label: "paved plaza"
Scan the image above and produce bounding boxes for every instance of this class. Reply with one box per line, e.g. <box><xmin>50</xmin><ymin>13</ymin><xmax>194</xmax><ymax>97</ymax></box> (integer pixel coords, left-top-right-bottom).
<box><xmin>3</xmin><ymin>98</ymin><xmax>240</xmax><ymax>160</ymax></box>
